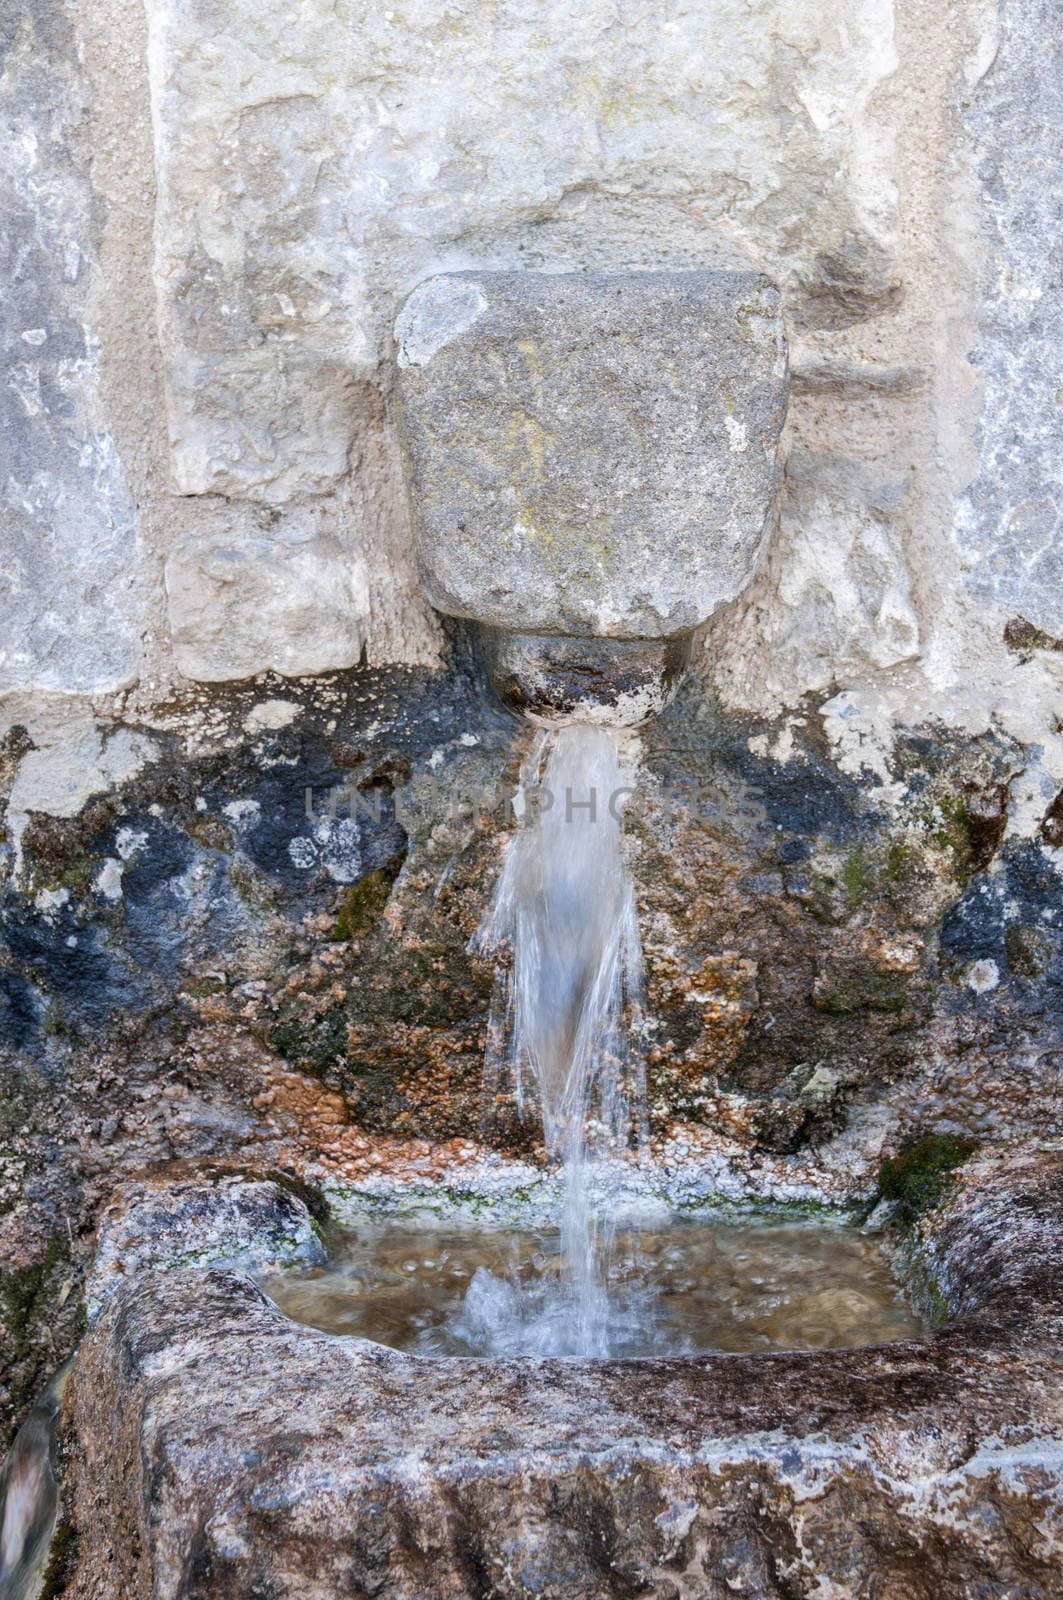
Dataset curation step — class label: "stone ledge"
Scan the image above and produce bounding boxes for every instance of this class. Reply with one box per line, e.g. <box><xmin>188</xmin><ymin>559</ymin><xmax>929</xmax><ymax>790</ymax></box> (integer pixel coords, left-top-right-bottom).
<box><xmin>85</xmin><ymin>1173</ymin><xmax>326</xmax><ymax>1323</ymax></box>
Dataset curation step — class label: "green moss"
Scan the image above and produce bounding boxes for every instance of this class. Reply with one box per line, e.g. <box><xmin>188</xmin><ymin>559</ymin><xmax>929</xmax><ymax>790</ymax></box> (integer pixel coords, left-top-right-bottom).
<box><xmin>333</xmin><ymin>855</ymin><xmax>404</xmax><ymax>941</ymax></box>
<box><xmin>183</xmin><ymin>976</ymin><xmax>226</xmax><ymax>999</ymax></box>
<box><xmin>895</xmin><ymin>1231</ymin><xmax>957</xmax><ymax>1328</ymax></box>
<box><xmin>882</xmin><ymin>838</ymin><xmax>913</xmax><ymax>882</ymax></box>
<box><xmin>39</xmin><ymin>1517</ymin><xmax>78</xmax><ymax>1600</ymax></box>
<box><xmin>227</xmin><ymin>859</ymin><xmax>277</xmax><ymax>914</ymax></box>
<box><xmin>840</xmin><ymin>844</ymin><xmax>877</xmax><ymax>907</ymax></box>
<box><xmin>334</xmin><ymin>871</ymin><xmax>392</xmax><ymax>940</ymax></box>
<box><xmin>813</xmin><ymin>964</ymin><xmax>910</xmax><ymax>1015</ymax></box>
<box><xmin>42</xmin><ymin>1000</ymin><xmax>72</xmax><ymax>1040</ymax></box>
<box><xmin>675</xmin><ymin>1194</ymin><xmax>841</xmax><ymax>1222</ymax></box>
<box><xmin>919</xmin><ymin>1272</ymin><xmax>953</xmax><ymax>1328</ymax></box>
<box><xmin>0</xmin><ymin>1236</ymin><xmax>67</xmax><ymax>1363</ymax></box>
<box><xmin>875</xmin><ymin>1133</ymin><xmax>979</xmax><ymax>1228</ymax></box>
<box><xmin>28</xmin><ymin>853</ymin><xmax>95</xmax><ymax>902</ymax></box>
<box><xmin>838</xmin><ymin>836</ymin><xmax>914</xmax><ymax>910</ymax></box>
<box><xmin>268</xmin><ymin>1004</ymin><xmax>348</xmax><ymax>1077</ymax></box>
<box><xmin>926</xmin><ymin>794</ymin><xmax>971</xmax><ymax>860</ymax></box>
<box><xmin>922</xmin><ymin>792</ymin><xmax>1005</xmax><ymax>885</ymax></box>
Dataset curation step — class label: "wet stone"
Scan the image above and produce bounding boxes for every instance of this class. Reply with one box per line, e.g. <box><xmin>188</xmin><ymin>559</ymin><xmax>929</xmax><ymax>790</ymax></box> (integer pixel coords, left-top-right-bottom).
<box><xmin>85</xmin><ymin>1174</ymin><xmax>325</xmax><ymax>1322</ymax></box>
<box><xmin>58</xmin><ymin>1147</ymin><xmax>1063</xmax><ymax>1599</ymax></box>
<box><xmin>1</xmin><ymin>664</ymin><xmax>1061</xmax><ymax>1450</ymax></box>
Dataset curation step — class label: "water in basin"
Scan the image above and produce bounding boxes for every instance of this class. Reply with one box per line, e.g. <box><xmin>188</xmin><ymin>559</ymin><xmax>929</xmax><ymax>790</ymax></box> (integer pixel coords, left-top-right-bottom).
<box><xmin>260</xmin><ymin>1214</ymin><xmax>927</xmax><ymax>1359</ymax></box>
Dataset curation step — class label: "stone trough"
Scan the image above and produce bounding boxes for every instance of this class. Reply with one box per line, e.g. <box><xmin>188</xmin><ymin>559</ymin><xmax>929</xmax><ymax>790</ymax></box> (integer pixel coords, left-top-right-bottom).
<box><xmin>57</xmin><ymin>1147</ymin><xmax>1062</xmax><ymax>1599</ymax></box>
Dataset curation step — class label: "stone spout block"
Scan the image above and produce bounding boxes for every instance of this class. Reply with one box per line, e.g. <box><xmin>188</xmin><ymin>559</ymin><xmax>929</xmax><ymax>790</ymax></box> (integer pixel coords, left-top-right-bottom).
<box><xmin>394</xmin><ymin>269</ymin><xmax>788</xmax><ymax>640</ymax></box>
<box><xmin>478</xmin><ymin>629</ymin><xmax>693</xmax><ymax>727</ymax></box>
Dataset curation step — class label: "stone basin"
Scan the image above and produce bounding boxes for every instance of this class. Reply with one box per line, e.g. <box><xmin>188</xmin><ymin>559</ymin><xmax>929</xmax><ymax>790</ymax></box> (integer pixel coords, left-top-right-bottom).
<box><xmin>60</xmin><ymin>1147</ymin><xmax>1062</xmax><ymax>1599</ymax></box>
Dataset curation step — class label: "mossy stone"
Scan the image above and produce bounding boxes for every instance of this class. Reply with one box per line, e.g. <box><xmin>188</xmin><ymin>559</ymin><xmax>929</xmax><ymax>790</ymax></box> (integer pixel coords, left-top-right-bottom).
<box><xmin>875</xmin><ymin>1133</ymin><xmax>979</xmax><ymax>1227</ymax></box>
<box><xmin>0</xmin><ymin>1237</ymin><xmax>67</xmax><ymax>1365</ymax></box>
<box><xmin>333</xmin><ymin>856</ymin><xmax>404</xmax><ymax>941</ymax></box>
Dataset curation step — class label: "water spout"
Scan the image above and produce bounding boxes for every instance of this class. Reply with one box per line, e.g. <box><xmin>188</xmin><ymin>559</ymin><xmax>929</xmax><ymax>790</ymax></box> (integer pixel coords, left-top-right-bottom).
<box><xmin>393</xmin><ymin>266</ymin><xmax>789</xmax><ymax>1352</ymax></box>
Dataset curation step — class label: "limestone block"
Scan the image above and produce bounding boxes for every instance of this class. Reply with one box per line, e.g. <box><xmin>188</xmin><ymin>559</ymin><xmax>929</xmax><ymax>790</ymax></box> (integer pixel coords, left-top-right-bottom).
<box><xmin>720</xmin><ymin>448</ymin><xmax>920</xmax><ymax>701</ymax></box>
<box><xmin>955</xmin><ymin>0</ymin><xmax>1063</xmax><ymax>635</ymax></box>
<box><xmin>165</xmin><ymin>532</ymin><xmax>369</xmax><ymax>681</ymax></box>
<box><xmin>394</xmin><ymin>271</ymin><xmax>788</xmax><ymax>638</ymax></box>
<box><xmin>775</xmin><ymin>449</ymin><xmax>920</xmax><ymax>672</ymax></box>
<box><xmin>0</xmin><ymin>4</ymin><xmax>145</xmax><ymax>693</ymax></box>
<box><xmin>146</xmin><ymin>0</ymin><xmax>897</xmax><ymax>502</ymax></box>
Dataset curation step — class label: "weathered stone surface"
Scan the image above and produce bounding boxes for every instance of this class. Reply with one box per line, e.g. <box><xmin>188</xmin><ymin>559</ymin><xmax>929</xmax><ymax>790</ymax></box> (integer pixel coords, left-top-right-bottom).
<box><xmin>145</xmin><ymin>0</ymin><xmax>895</xmax><ymax>502</ymax></box>
<box><xmin>0</xmin><ymin>0</ymin><xmax>1056</xmax><ymax>751</ymax></box>
<box><xmin>2</xmin><ymin>661</ymin><xmax>1061</xmax><ymax>1452</ymax></box>
<box><xmin>714</xmin><ymin>447</ymin><xmax>921</xmax><ymax>701</ymax></box>
<box><xmin>60</xmin><ymin>1147</ymin><xmax>1063</xmax><ymax>1599</ymax></box>
<box><xmin>3</xmin><ymin>700</ymin><xmax>159</xmax><ymax>864</ymax></box>
<box><xmin>165</xmin><ymin>532</ymin><xmax>370</xmax><ymax>682</ymax></box>
<box><xmin>85</xmin><ymin>1173</ymin><xmax>325</xmax><ymax>1322</ymax></box>
<box><xmin>955</xmin><ymin>0</ymin><xmax>1063</xmax><ymax>635</ymax></box>
<box><xmin>0</xmin><ymin>0</ymin><xmax>146</xmax><ymax>693</ymax></box>
<box><xmin>396</xmin><ymin>271</ymin><xmax>788</xmax><ymax>638</ymax></box>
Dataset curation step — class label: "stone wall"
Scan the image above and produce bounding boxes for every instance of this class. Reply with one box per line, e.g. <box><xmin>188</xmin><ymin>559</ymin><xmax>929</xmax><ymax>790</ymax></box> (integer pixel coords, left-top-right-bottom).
<box><xmin>0</xmin><ymin>1</ymin><xmax>145</xmax><ymax>695</ymax></box>
<box><xmin>1</xmin><ymin>0</ymin><xmax>1059</xmax><ymax>726</ymax></box>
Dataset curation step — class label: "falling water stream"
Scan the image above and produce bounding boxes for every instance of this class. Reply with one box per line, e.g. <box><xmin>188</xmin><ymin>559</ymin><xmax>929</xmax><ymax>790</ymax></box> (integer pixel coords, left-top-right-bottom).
<box><xmin>0</xmin><ymin>1362</ymin><xmax>68</xmax><ymax>1600</ymax></box>
<box><xmin>465</xmin><ymin>723</ymin><xmax>649</xmax><ymax>1357</ymax></box>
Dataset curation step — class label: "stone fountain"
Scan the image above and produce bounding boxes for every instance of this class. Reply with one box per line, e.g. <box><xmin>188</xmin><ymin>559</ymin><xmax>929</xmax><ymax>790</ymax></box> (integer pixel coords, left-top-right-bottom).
<box><xmin>7</xmin><ymin>273</ymin><xmax>1061</xmax><ymax>1599</ymax></box>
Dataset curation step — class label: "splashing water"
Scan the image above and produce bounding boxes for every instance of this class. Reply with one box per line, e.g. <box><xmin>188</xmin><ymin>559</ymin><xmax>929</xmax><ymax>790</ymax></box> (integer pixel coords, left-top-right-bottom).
<box><xmin>470</xmin><ymin>723</ymin><xmax>648</xmax><ymax>1356</ymax></box>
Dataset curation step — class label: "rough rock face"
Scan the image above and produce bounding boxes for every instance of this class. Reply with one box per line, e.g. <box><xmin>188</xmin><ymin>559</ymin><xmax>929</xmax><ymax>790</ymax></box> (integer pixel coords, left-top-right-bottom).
<box><xmin>58</xmin><ymin>1147</ymin><xmax>1063</xmax><ymax>1598</ymax></box>
<box><xmin>956</xmin><ymin>0</ymin><xmax>1063</xmax><ymax>636</ymax></box>
<box><xmin>395</xmin><ymin>270</ymin><xmax>787</xmax><ymax>639</ymax></box>
<box><xmin>0</xmin><ymin>0</ymin><xmax>145</xmax><ymax>694</ymax></box>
